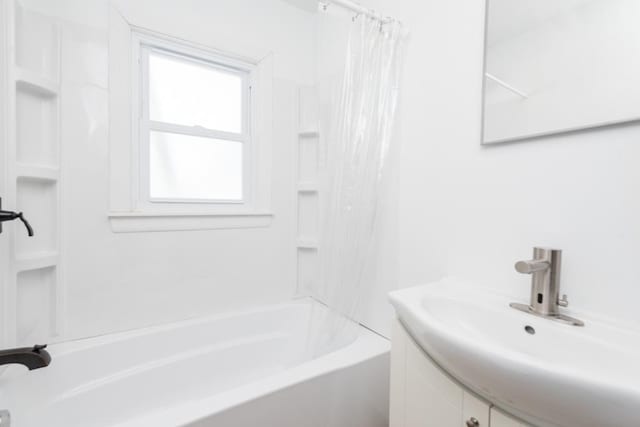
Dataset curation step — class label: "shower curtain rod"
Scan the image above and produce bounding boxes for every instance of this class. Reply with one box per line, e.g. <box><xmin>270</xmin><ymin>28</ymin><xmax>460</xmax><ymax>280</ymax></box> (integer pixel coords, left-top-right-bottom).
<box><xmin>320</xmin><ymin>0</ymin><xmax>393</xmax><ymax>23</ymax></box>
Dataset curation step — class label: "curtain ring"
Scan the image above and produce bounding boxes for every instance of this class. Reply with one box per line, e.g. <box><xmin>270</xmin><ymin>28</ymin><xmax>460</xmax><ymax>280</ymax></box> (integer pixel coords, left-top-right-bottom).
<box><xmin>352</xmin><ymin>13</ymin><xmax>361</xmax><ymax>22</ymax></box>
<box><xmin>379</xmin><ymin>18</ymin><xmax>393</xmax><ymax>33</ymax></box>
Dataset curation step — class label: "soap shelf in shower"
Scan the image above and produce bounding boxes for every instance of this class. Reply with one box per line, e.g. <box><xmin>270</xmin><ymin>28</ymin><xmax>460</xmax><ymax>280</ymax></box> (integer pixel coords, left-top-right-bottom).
<box><xmin>296</xmin><ymin>239</ymin><xmax>319</xmax><ymax>250</ymax></box>
<box><xmin>297</xmin><ymin>181</ymin><xmax>319</xmax><ymax>193</ymax></box>
<box><xmin>15</xmin><ymin>251</ymin><xmax>59</xmax><ymax>273</ymax></box>
<box><xmin>298</xmin><ymin>129</ymin><xmax>319</xmax><ymax>138</ymax></box>
<box><xmin>15</xmin><ymin>67</ymin><xmax>59</xmax><ymax>97</ymax></box>
<box><xmin>15</xmin><ymin>163</ymin><xmax>60</xmax><ymax>182</ymax></box>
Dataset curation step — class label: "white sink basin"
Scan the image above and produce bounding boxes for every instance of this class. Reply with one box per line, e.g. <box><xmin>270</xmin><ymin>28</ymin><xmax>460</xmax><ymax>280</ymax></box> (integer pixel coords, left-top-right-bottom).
<box><xmin>389</xmin><ymin>278</ymin><xmax>640</xmax><ymax>427</ymax></box>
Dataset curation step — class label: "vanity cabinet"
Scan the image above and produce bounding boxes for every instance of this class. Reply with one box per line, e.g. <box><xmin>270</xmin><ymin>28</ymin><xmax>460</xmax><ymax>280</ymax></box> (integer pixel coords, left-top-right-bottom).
<box><xmin>490</xmin><ymin>408</ymin><xmax>528</xmax><ymax>427</ymax></box>
<box><xmin>390</xmin><ymin>319</ymin><xmax>531</xmax><ymax>427</ymax></box>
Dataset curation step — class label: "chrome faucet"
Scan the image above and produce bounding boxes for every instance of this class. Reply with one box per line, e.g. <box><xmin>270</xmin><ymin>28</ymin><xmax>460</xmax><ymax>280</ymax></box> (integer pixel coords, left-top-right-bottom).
<box><xmin>511</xmin><ymin>247</ymin><xmax>584</xmax><ymax>326</ymax></box>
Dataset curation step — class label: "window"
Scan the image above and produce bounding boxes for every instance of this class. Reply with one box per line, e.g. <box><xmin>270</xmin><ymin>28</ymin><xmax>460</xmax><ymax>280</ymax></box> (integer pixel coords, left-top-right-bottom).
<box><xmin>108</xmin><ymin>26</ymin><xmax>273</xmax><ymax>232</ymax></box>
<box><xmin>139</xmin><ymin>38</ymin><xmax>254</xmax><ymax>206</ymax></box>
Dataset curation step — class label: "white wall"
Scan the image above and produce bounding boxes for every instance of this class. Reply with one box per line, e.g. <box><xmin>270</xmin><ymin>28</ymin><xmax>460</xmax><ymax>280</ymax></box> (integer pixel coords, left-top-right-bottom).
<box><xmin>20</xmin><ymin>0</ymin><xmax>315</xmax><ymax>340</ymax></box>
<box><xmin>364</xmin><ymin>0</ymin><xmax>640</xmax><ymax>331</ymax></box>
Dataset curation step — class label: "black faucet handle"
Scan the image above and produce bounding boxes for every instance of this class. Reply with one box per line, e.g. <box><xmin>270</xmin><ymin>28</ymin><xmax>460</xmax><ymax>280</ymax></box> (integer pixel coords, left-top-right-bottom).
<box><xmin>33</xmin><ymin>344</ymin><xmax>47</xmax><ymax>352</ymax></box>
<box><xmin>0</xmin><ymin>197</ymin><xmax>34</xmax><ymax>237</ymax></box>
<box><xmin>17</xmin><ymin>212</ymin><xmax>34</xmax><ymax>236</ymax></box>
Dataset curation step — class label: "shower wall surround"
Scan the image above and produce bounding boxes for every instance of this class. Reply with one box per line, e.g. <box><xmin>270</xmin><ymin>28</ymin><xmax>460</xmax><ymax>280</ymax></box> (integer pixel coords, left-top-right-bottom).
<box><xmin>0</xmin><ymin>2</ymin><xmax>63</xmax><ymax>349</ymax></box>
<box><xmin>13</xmin><ymin>0</ymin><xmax>316</xmax><ymax>340</ymax></box>
<box><xmin>8</xmin><ymin>0</ymin><xmax>639</xmax><ymax>345</ymax></box>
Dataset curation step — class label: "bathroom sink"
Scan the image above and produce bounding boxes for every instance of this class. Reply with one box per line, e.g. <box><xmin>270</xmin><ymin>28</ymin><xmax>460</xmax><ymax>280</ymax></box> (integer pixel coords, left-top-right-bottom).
<box><xmin>389</xmin><ymin>278</ymin><xmax>640</xmax><ymax>427</ymax></box>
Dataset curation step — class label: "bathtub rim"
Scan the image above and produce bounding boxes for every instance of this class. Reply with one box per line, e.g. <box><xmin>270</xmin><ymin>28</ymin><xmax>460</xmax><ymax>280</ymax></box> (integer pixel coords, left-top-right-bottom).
<box><xmin>45</xmin><ymin>297</ymin><xmax>318</xmax><ymax>357</ymax></box>
<box><xmin>113</xmin><ymin>322</ymin><xmax>389</xmax><ymax>427</ymax></box>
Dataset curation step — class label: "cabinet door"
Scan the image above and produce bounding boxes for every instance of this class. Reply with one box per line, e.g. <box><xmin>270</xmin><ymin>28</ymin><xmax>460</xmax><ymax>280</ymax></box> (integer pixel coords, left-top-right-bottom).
<box><xmin>403</xmin><ymin>338</ymin><xmax>461</xmax><ymax>427</ymax></box>
<box><xmin>490</xmin><ymin>407</ymin><xmax>529</xmax><ymax>427</ymax></box>
<box><xmin>391</xmin><ymin>319</ymin><xmax>491</xmax><ymax>427</ymax></box>
<box><xmin>463</xmin><ymin>392</ymin><xmax>490</xmax><ymax>427</ymax></box>
<box><xmin>390</xmin><ymin>320</ymin><xmax>407</xmax><ymax>427</ymax></box>
<box><xmin>391</xmin><ymin>319</ymin><xmax>534</xmax><ymax>427</ymax></box>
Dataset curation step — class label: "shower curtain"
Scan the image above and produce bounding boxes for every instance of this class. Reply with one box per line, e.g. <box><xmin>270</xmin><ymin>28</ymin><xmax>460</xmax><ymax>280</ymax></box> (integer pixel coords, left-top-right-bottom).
<box><xmin>308</xmin><ymin>14</ymin><xmax>406</xmax><ymax>355</ymax></box>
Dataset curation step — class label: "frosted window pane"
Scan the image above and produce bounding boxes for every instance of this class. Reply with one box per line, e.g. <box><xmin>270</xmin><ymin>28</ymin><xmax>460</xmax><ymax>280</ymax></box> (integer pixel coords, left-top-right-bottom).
<box><xmin>150</xmin><ymin>131</ymin><xmax>243</xmax><ymax>201</ymax></box>
<box><xmin>149</xmin><ymin>52</ymin><xmax>243</xmax><ymax>133</ymax></box>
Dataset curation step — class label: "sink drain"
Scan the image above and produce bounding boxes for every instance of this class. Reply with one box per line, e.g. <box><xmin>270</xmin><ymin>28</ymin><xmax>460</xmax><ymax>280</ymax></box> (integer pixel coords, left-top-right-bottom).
<box><xmin>524</xmin><ymin>325</ymin><xmax>536</xmax><ymax>335</ymax></box>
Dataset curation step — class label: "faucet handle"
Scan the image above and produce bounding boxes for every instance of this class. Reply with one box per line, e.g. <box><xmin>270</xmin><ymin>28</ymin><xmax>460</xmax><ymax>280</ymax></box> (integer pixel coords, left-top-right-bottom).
<box><xmin>557</xmin><ymin>294</ymin><xmax>569</xmax><ymax>307</ymax></box>
<box><xmin>0</xmin><ymin>198</ymin><xmax>34</xmax><ymax>236</ymax></box>
<box><xmin>515</xmin><ymin>259</ymin><xmax>550</xmax><ymax>274</ymax></box>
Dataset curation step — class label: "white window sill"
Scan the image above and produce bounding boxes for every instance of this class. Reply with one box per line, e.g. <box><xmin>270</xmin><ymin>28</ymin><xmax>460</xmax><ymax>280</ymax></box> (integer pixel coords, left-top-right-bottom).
<box><xmin>108</xmin><ymin>211</ymin><xmax>274</xmax><ymax>233</ymax></box>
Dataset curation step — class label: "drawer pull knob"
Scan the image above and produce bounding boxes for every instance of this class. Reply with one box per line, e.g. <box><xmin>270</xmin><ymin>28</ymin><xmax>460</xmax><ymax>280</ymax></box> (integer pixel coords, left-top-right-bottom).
<box><xmin>466</xmin><ymin>417</ymin><xmax>480</xmax><ymax>427</ymax></box>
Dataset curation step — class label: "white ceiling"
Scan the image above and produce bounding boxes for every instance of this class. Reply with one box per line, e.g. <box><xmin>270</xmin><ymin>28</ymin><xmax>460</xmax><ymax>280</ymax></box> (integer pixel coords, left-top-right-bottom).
<box><xmin>486</xmin><ymin>0</ymin><xmax>595</xmax><ymax>46</ymax></box>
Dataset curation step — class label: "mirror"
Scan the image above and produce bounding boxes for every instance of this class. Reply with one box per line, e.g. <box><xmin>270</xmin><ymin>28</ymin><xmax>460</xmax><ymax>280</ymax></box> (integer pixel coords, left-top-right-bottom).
<box><xmin>482</xmin><ymin>0</ymin><xmax>640</xmax><ymax>144</ymax></box>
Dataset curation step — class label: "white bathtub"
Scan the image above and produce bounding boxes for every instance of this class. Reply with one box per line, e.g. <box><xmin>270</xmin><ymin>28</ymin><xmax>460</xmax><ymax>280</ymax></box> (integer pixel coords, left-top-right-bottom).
<box><xmin>0</xmin><ymin>299</ymin><xmax>390</xmax><ymax>427</ymax></box>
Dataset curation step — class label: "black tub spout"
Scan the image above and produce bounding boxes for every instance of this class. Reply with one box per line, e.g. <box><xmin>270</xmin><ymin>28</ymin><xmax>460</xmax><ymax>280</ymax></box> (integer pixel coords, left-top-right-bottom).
<box><xmin>0</xmin><ymin>344</ymin><xmax>51</xmax><ymax>370</ymax></box>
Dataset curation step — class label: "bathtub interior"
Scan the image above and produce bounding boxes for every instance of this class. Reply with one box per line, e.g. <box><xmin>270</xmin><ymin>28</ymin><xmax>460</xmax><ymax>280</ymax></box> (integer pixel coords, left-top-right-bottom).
<box><xmin>0</xmin><ymin>299</ymin><xmax>389</xmax><ymax>427</ymax></box>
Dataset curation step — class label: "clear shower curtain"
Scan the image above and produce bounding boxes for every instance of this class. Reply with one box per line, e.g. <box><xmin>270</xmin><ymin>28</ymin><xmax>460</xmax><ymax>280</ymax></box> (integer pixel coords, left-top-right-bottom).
<box><xmin>308</xmin><ymin>15</ymin><xmax>406</xmax><ymax>355</ymax></box>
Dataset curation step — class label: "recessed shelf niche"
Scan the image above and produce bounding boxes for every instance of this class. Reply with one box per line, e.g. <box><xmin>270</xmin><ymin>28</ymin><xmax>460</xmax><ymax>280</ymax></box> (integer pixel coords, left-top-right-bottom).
<box><xmin>15</xmin><ymin>177</ymin><xmax>57</xmax><ymax>257</ymax></box>
<box><xmin>15</xmin><ymin>6</ymin><xmax>59</xmax><ymax>80</ymax></box>
<box><xmin>297</xmin><ymin>249</ymin><xmax>319</xmax><ymax>297</ymax></box>
<box><xmin>298</xmin><ymin>135</ymin><xmax>319</xmax><ymax>184</ymax></box>
<box><xmin>1</xmin><ymin>0</ymin><xmax>63</xmax><ymax>348</ymax></box>
<box><xmin>297</xmin><ymin>192</ymin><xmax>319</xmax><ymax>242</ymax></box>
<box><xmin>16</xmin><ymin>266</ymin><xmax>56</xmax><ymax>346</ymax></box>
<box><xmin>16</xmin><ymin>85</ymin><xmax>58</xmax><ymax>166</ymax></box>
<box><xmin>296</xmin><ymin>86</ymin><xmax>321</xmax><ymax>298</ymax></box>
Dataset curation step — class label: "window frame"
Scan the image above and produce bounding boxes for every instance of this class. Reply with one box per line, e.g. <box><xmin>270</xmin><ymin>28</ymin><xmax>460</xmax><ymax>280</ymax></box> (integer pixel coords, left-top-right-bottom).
<box><xmin>133</xmin><ymin>31</ymin><xmax>257</xmax><ymax>212</ymax></box>
<box><xmin>108</xmin><ymin>18</ymin><xmax>274</xmax><ymax>233</ymax></box>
